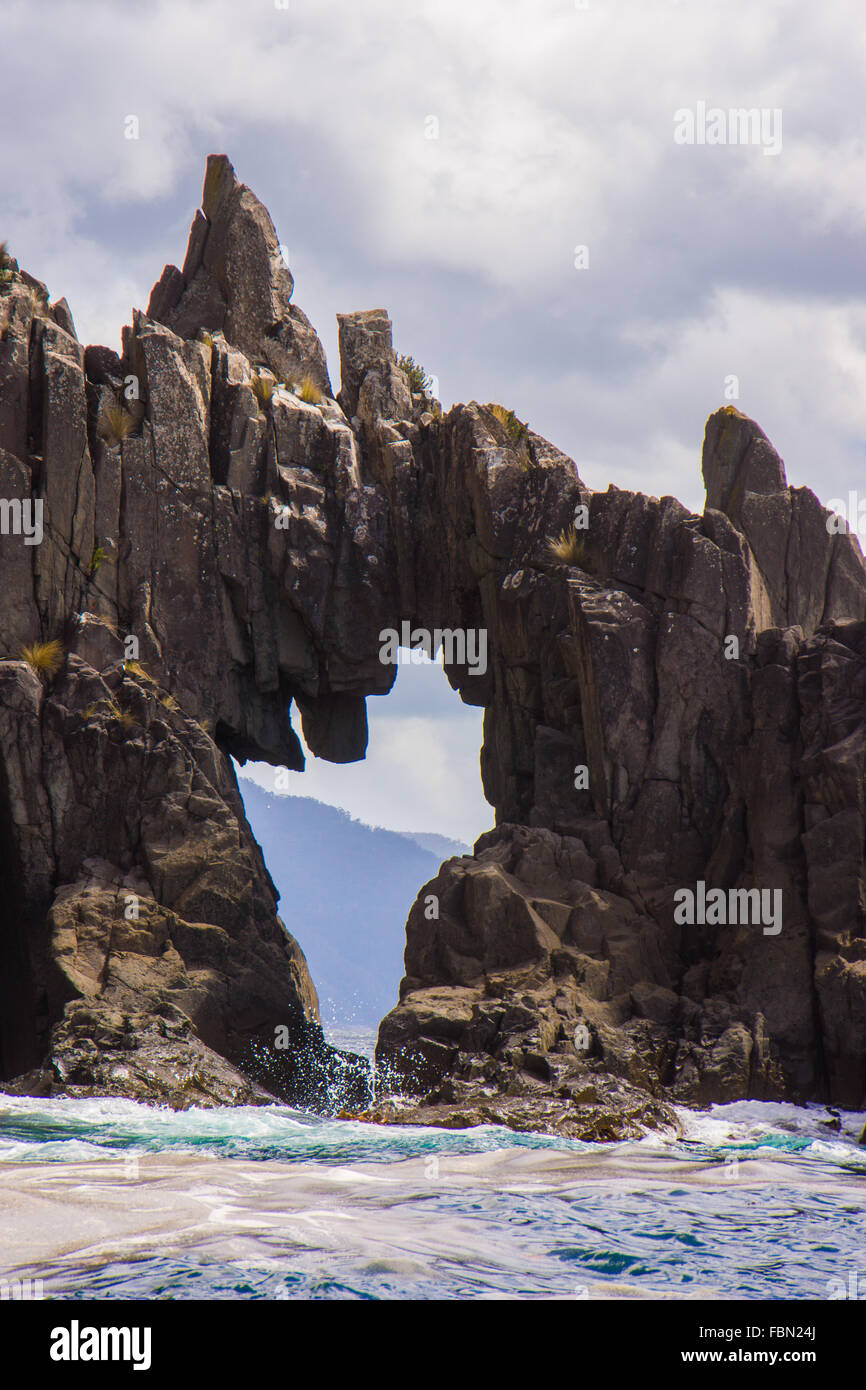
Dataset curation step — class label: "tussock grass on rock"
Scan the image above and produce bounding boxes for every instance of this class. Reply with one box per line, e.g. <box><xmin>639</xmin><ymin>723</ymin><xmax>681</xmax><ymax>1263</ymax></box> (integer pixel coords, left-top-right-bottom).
<box><xmin>548</xmin><ymin>525</ymin><xmax>587</xmax><ymax>566</ymax></box>
<box><xmin>19</xmin><ymin>639</ymin><xmax>64</xmax><ymax>679</ymax></box>
<box><xmin>251</xmin><ymin>372</ymin><xmax>276</xmax><ymax>409</ymax></box>
<box><xmin>98</xmin><ymin>400</ymin><xmax>137</xmax><ymax>447</ymax></box>
<box><xmin>297</xmin><ymin>375</ymin><xmax>323</xmax><ymax>404</ymax></box>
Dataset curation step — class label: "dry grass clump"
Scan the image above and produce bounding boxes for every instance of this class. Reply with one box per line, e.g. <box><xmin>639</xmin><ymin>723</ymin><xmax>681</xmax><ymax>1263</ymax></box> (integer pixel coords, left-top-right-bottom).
<box><xmin>297</xmin><ymin>375</ymin><xmax>323</xmax><ymax>405</ymax></box>
<box><xmin>548</xmin><ymin>526</ymin><xmax>587</xmax><ymax>567</ymax></box>
<box><xmin>490</xmin><ymin>402</ymin><xmax>527</xmax><ymax>440</ymax></box>
<box><xmin>123</xmin><ymin>659</ymin><xmax>156</xmax><ymax>684</ymax></box>
<box><xmin>489</xmin><ymin>403</ymin><xmax>532</xmax><ymax>468</ymax></box>
<box><xmin>120</xmin><ymin>661</ymin><xmax>177</xmax><ymax>713</ymax></box>
<box><xmin>20</xmin><ymin>284</ymin><xmax>50</xmax><ymax>320</ymax></box>
<box><xmin>98</xmin><ymin>399</ymin><xmax>137</xmax><ymax>447</ymax></box>
<box><xmin>19</xmin><ymin>638</ymin><xmax>64</xmax><ymax>678</ymax></box>
<box><xmin>251</xmin><ymin>372</ymin><xmax>276</xmax><ymax>408</ymax></box>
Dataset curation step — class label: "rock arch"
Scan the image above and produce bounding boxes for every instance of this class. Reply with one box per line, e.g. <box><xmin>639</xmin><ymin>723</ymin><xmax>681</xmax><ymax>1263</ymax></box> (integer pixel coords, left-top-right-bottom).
<box><xmin>1</xmin><ymin>155</ymin><xmax>865</xmax><ymax>1132</ymax></box>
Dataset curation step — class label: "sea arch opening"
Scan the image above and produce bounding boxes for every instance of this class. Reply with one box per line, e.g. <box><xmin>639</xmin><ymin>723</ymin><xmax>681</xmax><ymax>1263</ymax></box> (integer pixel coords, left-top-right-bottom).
<box><xmin>235</xmin><ymin>647</ymin><xmax>493</xmax><ymax>1058</ymax></box>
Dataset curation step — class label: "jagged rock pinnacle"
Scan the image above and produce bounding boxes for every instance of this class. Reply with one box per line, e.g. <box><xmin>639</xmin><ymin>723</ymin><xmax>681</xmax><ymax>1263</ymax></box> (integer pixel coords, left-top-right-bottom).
<box><xmin>147</xmin><ymin>153</ymin><xmax>331</xmax><ymax>393</ymax></box>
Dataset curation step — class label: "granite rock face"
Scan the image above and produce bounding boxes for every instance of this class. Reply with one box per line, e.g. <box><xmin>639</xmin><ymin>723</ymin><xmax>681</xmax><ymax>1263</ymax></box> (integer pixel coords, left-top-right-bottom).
<box><xmin>1</xmin><ymin>155</ymin><xmax>864</xmax><ymax>1134</ymax></box>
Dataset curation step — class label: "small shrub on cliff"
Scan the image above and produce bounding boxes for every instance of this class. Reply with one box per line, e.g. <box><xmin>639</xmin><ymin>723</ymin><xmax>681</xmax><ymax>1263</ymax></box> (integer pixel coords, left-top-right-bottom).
<box><xmin>0</xmin><ymin>241</ymin><xmax>15</xmax><ymax>286</ymax></box>
<box><xmin>297</xmin><ymin>375</ymin><xmax>323</xmax><ymax>405</ymax></box>
<box><xmin>98</xmin><ymin>399</ymin><xmax>137</xmax><ymax>448</ymax></box>
<box><xmin>251</xmin><ymin>372</ymin><xmax>276</xmax><ymax>409</ymax></box>
<box><xmin>22</xmin><ymin>284</ymin><xmax>49</xmax><ymax>320</ymax></box>
<box><xmin>20</xmin><ymin>639</ymin><xmax>64</xmax><ymax>679</ymax></box>
<box><xmin>548</xmin><ymin>526</ymin><xmax>587</xmax><ymax>567</ymax></box>
<box><xmin>490</xmin><ymin>402</ymin><xmax>529</xmax><ymax>443</ymax></box>
<box><xmin>398</xmin><ymin>354</ymin><xmax>432</xmax><ymax>394</ymax></box>
<box><xmin>489</xmin><ymin>403</ymin><xmax>532</xmax><ymax>469</ymax></box>
<box><xmin>89</xmin><ymin>543</ymin><xmax>106</xmax><ymax>576</ymax></box>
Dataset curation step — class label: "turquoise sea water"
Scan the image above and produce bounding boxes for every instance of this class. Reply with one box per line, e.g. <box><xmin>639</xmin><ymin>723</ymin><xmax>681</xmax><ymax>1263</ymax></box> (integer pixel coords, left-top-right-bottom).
<box><xmin>1</xmin><ymin>1034</ymin><xmax>864</xmax><ymax>1302</ymax></box>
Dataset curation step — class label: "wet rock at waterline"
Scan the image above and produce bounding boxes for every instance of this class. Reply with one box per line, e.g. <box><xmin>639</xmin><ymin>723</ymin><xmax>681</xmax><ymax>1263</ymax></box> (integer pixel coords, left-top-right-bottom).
<box><xmin>1</xmin><ymin>154</ymin><xmax>865</xmax><ymax>1131</ymax></box>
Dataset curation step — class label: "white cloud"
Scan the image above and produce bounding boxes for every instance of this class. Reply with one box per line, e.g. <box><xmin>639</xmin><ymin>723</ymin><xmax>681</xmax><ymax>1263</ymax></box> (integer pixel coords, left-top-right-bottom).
<box><xmin>240</xmin><ymin>655</ymin><xmax>492</xmax><ymax>845</ymax></box>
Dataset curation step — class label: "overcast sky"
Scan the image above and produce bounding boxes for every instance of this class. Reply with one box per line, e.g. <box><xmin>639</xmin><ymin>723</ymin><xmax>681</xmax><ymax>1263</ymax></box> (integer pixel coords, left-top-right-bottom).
<box><xmin>3</xmin><ymin>0</ymin><xmax>863</xmax><ymax>838</ymax></box>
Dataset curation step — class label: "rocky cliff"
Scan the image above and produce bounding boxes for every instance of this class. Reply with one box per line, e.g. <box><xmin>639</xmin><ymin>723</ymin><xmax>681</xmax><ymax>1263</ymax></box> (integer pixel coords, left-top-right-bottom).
<box><xmin>1</xmin><ymin>156</ymin><xmax>864</xmax><ymax>1137</ymax></box>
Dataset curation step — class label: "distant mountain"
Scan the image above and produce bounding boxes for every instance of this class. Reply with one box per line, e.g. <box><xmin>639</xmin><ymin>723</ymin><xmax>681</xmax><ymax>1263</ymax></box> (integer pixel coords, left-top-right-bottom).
<box><xmin>394</xmin><ymin>830</ymin><xmax>472</xmax><ymax>859</ymax></box>
<box><xmin>238</xmin><ymin>784</ymin><xmax>468</xmax><ymax>1027</ymax></box>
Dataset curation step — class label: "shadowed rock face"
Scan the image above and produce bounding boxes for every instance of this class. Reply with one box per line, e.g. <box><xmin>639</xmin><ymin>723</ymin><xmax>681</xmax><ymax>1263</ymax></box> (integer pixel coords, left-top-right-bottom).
<box><xmin>1</xmin><ymin>155</ymin><xmax>864</xmax><ymax>1134</ymax></box>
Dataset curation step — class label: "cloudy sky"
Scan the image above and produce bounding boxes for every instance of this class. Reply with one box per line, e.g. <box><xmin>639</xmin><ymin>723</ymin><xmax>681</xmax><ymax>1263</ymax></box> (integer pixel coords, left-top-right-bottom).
<box><xmin>241</xmin><ymin>654</ymin><xmax>490</xmax><ymax>845</ymax></box>
<box><xmin>3</xmin><ymin>0</ymin><xmax>864</xmax><ymax>839</ymax></box>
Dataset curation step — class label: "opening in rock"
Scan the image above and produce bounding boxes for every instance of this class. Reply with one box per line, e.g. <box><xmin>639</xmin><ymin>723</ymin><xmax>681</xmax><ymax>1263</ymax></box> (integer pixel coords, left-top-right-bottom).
<box><xmin>236</xmin><ymin>648</ymin><xmax>492</xmax><ymax>1056</ymax></box>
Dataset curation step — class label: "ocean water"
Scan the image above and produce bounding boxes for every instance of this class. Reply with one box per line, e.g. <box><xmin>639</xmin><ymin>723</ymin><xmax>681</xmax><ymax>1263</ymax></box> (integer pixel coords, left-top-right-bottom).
<box><xmin>1</xmin><ymin>1038</ymin><xmax>865</xmax><ymax>1301</ymax></box>
<box><xmin>325</xmin><ymin>1024</ymin><xmax>378</xmax><ymax>1063</ymax></box>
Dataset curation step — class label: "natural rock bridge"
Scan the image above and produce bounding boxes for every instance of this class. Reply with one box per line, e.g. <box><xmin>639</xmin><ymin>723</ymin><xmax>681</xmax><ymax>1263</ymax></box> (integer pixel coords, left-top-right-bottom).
<box><xmin>1</xmin><ymin>155</ymin><xmax>864</xmax><ymax>1138</ymax></box>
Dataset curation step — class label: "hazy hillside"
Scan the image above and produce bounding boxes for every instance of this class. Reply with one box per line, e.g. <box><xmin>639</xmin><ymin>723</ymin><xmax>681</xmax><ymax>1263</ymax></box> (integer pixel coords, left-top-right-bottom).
<box><xmin>238</xmin><ymin>782</ymin><xmax>469</xmax><ymax>1026</ymax></box>
<box><xmin>394</xmin><ymin>830</ymin><xmax>472</xmax><ymax>859</ymax></box>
